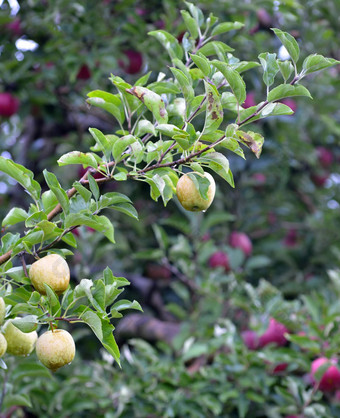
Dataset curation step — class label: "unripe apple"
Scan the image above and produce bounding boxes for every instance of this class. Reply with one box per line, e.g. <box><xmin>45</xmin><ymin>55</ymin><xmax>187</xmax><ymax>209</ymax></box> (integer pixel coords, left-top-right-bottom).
<box><xmin>208</xmin><ymin>251</ymin><xmax>230</xmax><ymax>272</ymax></box>
<box><xmin>259</xmin><ymin>318</ymin><xmax>288</xmax><ymax>348</ymax></box>
<box><xmin>317</xmin><ymin>147</ymin><xmax>333</xmax><ymax>168</ymax></box>
<box><xmin>0</xmin><ymin>92</ymin><xmax>20</xmax><ymax>117</ymax></box>
<box><xmin>229</xmin><ymin>232</ymin><xmax>253</xmax><ymax>257</ymax></box>
<box><xmin>36</xmin><ymin>329</ymin><xmax>75</xmax><ymax>372</ymax></box>
<box><xmin>311</xmin><ymin>357</ymin><xmax>340</xmax><ymax>392</ymax></box>
<box><xmin>241</xmin><ymin>330</ymin><xmax>260</xmax><ymax>350</ymax></box>
<box><xmin>76</xmin><ymin>64</ymin><xmax>91</xmax><ymax>80</ymax></box>
<box><xmin>118</xmin><ymin>50</ymin><xmax>143</xmax><ymax>75</ymax></box>
<box><xmin>3</xmin><ymin>320</ymin><xmax>38</xmax><ymax>356</ymax></box>
<box><xmin>176</xmin><ymin>172</ymin><xmax>216</xmax><ymax>212</ymax></box>
<box><xmin>0</xmin><ymin>297</ymin><xmax>5</xmax><ymax>325</ymax></box>
<box><xmin>0</xmin><ymin>333</ymin><xmax>7</xmax><ymax>357</ymax></box>
<box><xmin>29</xmin><ymin>254</ymin><xmax>70</xmax><ymax>295</ymax></box>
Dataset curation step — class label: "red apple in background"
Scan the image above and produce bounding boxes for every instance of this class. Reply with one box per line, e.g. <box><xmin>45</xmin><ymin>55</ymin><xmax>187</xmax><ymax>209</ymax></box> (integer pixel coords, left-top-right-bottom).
<box><xmin>229</xmin><ymin>232</ymin><xmax>252</xmax><ymax>257</ymax></box>
<box><xmin>0</xmin><ymin>93</ymin><xmax>19</xmax><ymax>117</ymax></box>
<box><xmin>6</xmin><ymin>18</ymin><xmax>22</xmax><ymax>37</ymax></box>
<box><xmin>281</xmin><ymin>98</ymin><xmax>297</xmax><ymax>112</ymax></box>
<box><xmin>283</xmin><ymin>229</ymin><xmax>298</xmax><ymax>248</ymax></box>
<box><xmin>119</xmin><ymin>50</ymin><xmax>143</xmax><ymax>75</ymax></box>
<box><xmin>241</xmin><ymin>330</ymin><xmax>260</xmax><ymax>350</ymax></box>
<box><xmin>311</xmin><ymin>172</ymin><xmax>329</xmax><ymax>187</ymax></box>
<box><xmin>243</xmin><ymin>92</ymin><xmax>256</xmax><ymax>109</ymax></box>
<box><xmin>317</xmin><ymin>147</ymin><xmax>333</xmax><ymax>168</ymax></box>
<box><xmin>259</xmin><ymin>318</ymin><xmax>288</xmax><ymax>348</ymax></box>
<box><xmin>76</xmin><ymin>64</ymin><xmax>91</xmax><ymax>80</ymax></box>
<box><xmin>78</xmin><ymin>167</ymin><xmax>105</xmax><ymax>180</ymax></box>
<box><xmin>145</xmin><ymin>264</ymin><xmax>171</xmax><ymax>280</ymax></box>
<box><xmin>208</xmin><ymin>251</ymin><xmax>230</xmax><ymax>272</ymax></box>
<box><xmin>272</xmin><ymin>363</ymin><xmax>288</xmax><ymax>374</ymax></box>
<box><xmin>311</xmin><ymin>357</ymin><xmax>340</xmax><ymax>392</ymax></box>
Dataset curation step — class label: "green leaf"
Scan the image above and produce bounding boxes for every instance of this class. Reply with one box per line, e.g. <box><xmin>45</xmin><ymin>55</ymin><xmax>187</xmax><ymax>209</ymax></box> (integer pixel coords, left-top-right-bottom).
<box><xmin>187</xmin><ymin>172</ymin><xmax>210</xmax><ymax>200</ymax></box>
<box><xmin>89</xmin><ymin>128</ymin><xmax>110</xmax><ymax>156</ymax></box>
<box><xmin>278</xmin><ymin>60</ymin><xmax>294</xmax><ymax>82</ymax></box>
<box><xmin>302</xmin><ymin>54</ymin><xmax>340</xmax><ymax>75</ymax></box>
<box><xmin>112</xmin><ymin>134</ymin><xmax>137</xmax><ymax>162</ymax></box>
<box><xmin>267</xmin><ymin>84</ymin><xmax>312</xmax><ymax>102</ymax></box>
<box><xmin>87</xmin><ymin>90</ymin><xmax>125</xmax><ymax>124</ymax></box>
<box><xmin>41</xmin><ymin>190</ymin><xmax>58</xmax><ymax>213</ymax></box>
<box><xmin>2</xmin><ymin>207</ymin><xmax>28</xmax><ymax>227</ymax></box>
<box><xmin>109</xmin><ymin>203</ymin><xmax>139</xmax><ymax>220</ymax></box>
<box><xmin>272</xmin><ymin>28</ymin><xmax>300</xmax><ymax>64</ymax></box>
<box><xmin>73</xmin><ymin>181</ymin><xmax>92</xmax><ymax>202</ymax></box>
<box><xmin>135</xmin><ymin>71</ymin><xmax>152</xmax><ymax>86</ymax></box>
<box><xmin>212</xmin><ymin>61</ymin><xmax>246</xmax><ymax>105</ymax></box>
<box><xmin>211</xmin><ymin>21</ymin><xmax>244</xmax><ymax>36</ymax></box>
<box><xmin>148</xmin><ymin>30</ymin><xmax>183</xmax><ymax>60</ymax></box>
<box><xmin>126</xmin><ymin>86</ymin><xmax>168</xmax><ymax>124</ymax></box>
<box><xmin>12</xmin><ymin>315</ymin><xmax>38</xmax><ymax>332</ymax></box>
<box><xmin>4</xmin><ymin>394</ymin><xmax>32</xmax><ymax>409</ymax></box>
<box><xmin>236</xmin><ymin>130</ymin><xmax>264</xmax><ymax>158</ymax></box>
<box><xmin>61</xmin><ymin>232</ymin><xmax>77</xmax><ymax>248</ymax></box>
<box><xmin>43</xmin><ymin>283</ymin><xmax>61</xmax><ymax>316</ymax></box>
<box><xmin>258</xmin><ymin>53</ymin><xmax>279</xmax><ymax>87</ymax></box>
<box><xmin>148</xmin><ymin>81</ymin><xmax>181</xmax><ymax>95</ymax></box>
<box><xmin>111</xmin><ymin>299</ymin><xmax>143</xmax><ymax>312</ymax></box>
<box><xmin>181</xmin><ymin>10</ymin><xmax>199</xmax><ymax>39</ymax></box>
<box><xmin>57</xmin><ymin>151</ymin><xmax>98</xmax><ymax>169</ymax></box>
<box><xmin>65</xmin><ymin>213</ymin><xmax>115</xmax><ymax>243</ymax></box>
<box><xmin>81</xmin><ymin>310</ymin><xmax>120</xmax><ymax>365</ymax></box>
<box><xmin>156</xmin><ymin>124</ymin><xmax>188</xmax><ymax>138</ymax></box>
<box><xmin>169</xmin><ymin>67</ymin><xmax>194</xmax><ymax>103</ymax></box>
<box><xmin>43</xmin><ymin>170</ymin><xmax>70</xmax><ymax>215</ymax></box>
<box><xmin>135</xmin><ymin>120</ymin><xmax>156</xmax><ymax>137</ymax></box>
<box><xmin>203</xmin><ymin>80</ymin><xmax>223</xmax><ymax>134</ymax></box>
<box><xmin>198</xmin><ymin>41</ymin><xmax>234</xmax><ymax>56</ymax></box>
<box><xmin>190</xmin><ymin>53</ymin><xmax>211</xmax><ymax>77</ymax></box>
<box><xmin>260</xmin><ymin>102</ymin><xmax>293</xmax><ymax>117</ymax></box>
<box><xmin>184</xmin><ymin>1</ymin><xmax>204</xmax><ymax>25</ymax></box>
<box><xmin>199</xmin><ymin>152</ymin><xmax>230</xmax><ymax>184</ymax></box>
<box><xmin>0</xmin><ymin>157</ymin><xmax>41</xmax><ymax>201</ymax></box>
<box><xmin>87</xmin><ymin>173</ymin><xmax>100</xmax><ymax>201</ymax></box>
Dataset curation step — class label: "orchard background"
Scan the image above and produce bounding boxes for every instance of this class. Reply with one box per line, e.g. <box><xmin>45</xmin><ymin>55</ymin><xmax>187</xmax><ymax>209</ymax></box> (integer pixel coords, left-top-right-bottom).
<box><xmin>0</xmin><ymin>0</ymin><xmax>340</xmax><ymax>417</ymax></box>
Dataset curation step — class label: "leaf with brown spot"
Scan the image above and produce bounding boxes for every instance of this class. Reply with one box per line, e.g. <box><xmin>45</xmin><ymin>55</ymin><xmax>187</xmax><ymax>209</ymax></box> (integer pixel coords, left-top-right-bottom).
<box><xmin>236</xmin><ymin>130</ymin><xmax>264</xmax><ymax>158</ymax></box>
<box><xmin>127</xmin><ymin>86</ymin><xmax>168</xmax><ymax>124</ymax></box>
<box><xmin>203</xmin><ymin>80</ymin><xmax>223</xmax><ymax>135</ymax></box>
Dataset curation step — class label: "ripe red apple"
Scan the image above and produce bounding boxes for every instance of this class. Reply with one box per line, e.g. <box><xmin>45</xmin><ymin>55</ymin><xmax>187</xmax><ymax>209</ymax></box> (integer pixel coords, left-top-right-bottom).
<box><xmin>243</xmin><ymin>92</ymin><xmax>256</xmax><ymax>109</ymax></box>
<box><xmin>317</xmin><ymin>147</ymin><xmax>333</xmax><ymax>168</ymax></box>
<box><xmin>208</xmin><ymin>251</ymin><xmax>230</xmax><ymax>272</ymax></box>
<box><xmin>76</xmin><ymin>64</ymin><xmax>91</xmax><ymax>80</ymax></box>
<box><xmin>281</xmin><ymin>98</ymin><xmax>297</xmax><ymax>112</ymax></box>
<box><xmin>78</xmin><ymin>167</ymin><xmax>105</xmax><ymax>180</ymax></box>
<box><xmin>6</xmin><ymin>18</ymin><xmax>22</xmax><ymax>37</ymax></box>
<box><xmin>283</xmin><ymin>229</ymin><xmax>298</xmax><ymax>248</ymax></box>
<box><xmin>229</xmin><ymin>232</ymin><xmax>252</xmax><ymax>257</ymax></box>
<box><xmin>311</xmin><ymin>357</ymin><xmax>340</xmax><ymax>392</ymax></box>
<box><xmin>311</xmin><ymin>172</ymin><xmax>329</xmax><ymax>187</ymax></box>
<box><xmin>145</xmin><ymin>264</ymin><xmax>171</xmax><ymax>280</ymax></box>
<box><xmin>259</xmin><ymin>318</ymin><xmax>288</xmax><ymax>348</ymax></box>
<box><xmin>241</xmin><ymin>330</ymin><xmax>260</xmax><ymax>350</ymax></box>
<box><xmin>272</xmin><ymin>362</ymin><xmax>288</xmax><ymax>374</ymax></box>
<box><xmin>118</xmin><ymin>50</ymin><xmax>143</xmax><ymax>75</ymax></box>
<box><xmin>0</xmin><ymin>93</ymin><xmax>20</xmax><ymax>117</ymax></box>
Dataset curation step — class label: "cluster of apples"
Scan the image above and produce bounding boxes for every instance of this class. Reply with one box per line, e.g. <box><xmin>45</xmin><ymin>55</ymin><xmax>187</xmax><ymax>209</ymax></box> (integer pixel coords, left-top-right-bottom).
<box><xmin>0</xmin><ymin>254</ymin><xmax>75</xmax><ymax>372</ymax></box>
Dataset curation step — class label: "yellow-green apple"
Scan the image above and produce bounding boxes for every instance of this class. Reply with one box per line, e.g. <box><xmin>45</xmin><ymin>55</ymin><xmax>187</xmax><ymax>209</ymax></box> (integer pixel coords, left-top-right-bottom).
<box><xmin>36</xmin><ymin>329</ymin><xmax>75</xmax><ymax>372</ymax></box>
<box><xmin>176</xmin><ymin>172</ymin><xmax>216</xmax><ymax>212</ymax></box>
<box><xmin>3</xmin><ymin>320</ymin><xmax>38</xmax><ymax>356</ymax></box>
<box><xmin>29</xmin><ymin>254</ymin><xmax>70</xmax><ymax>295</ymax></box>
<box><xmin>0</xmin><ymin>333</ymin><xmax>7</xmax><ymax>357</ymax></box>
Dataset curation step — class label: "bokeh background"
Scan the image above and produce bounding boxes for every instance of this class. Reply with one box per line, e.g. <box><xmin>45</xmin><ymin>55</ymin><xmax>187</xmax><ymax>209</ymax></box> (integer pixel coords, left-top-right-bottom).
<box><xmin>0</xmin><ymin>0</ymin><xmax>340</xmax><ymax>417</ymax></box>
